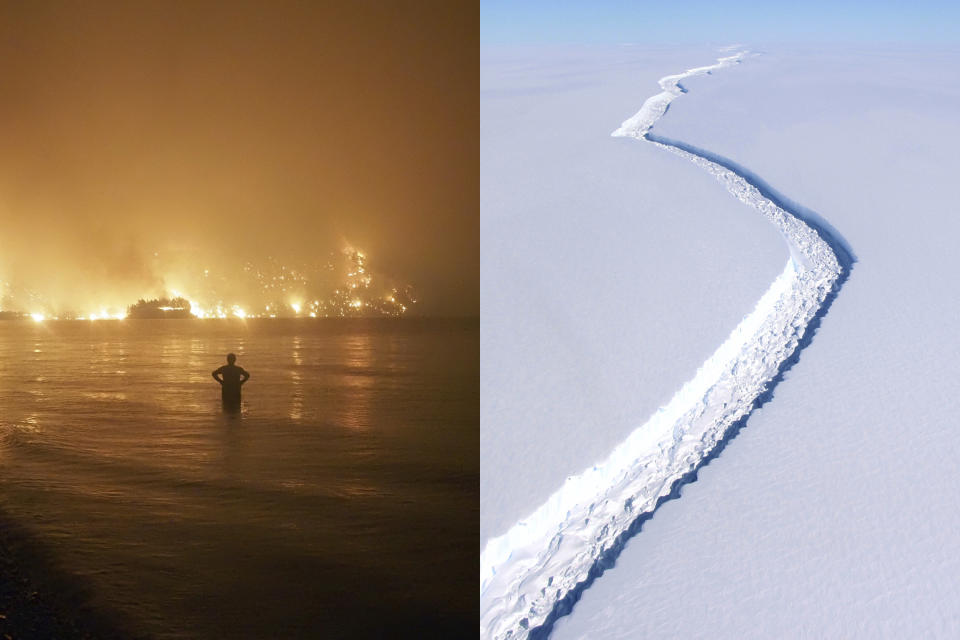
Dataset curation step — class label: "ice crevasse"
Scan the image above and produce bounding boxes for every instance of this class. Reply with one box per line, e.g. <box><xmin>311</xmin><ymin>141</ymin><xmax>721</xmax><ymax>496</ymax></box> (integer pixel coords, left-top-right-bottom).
<box><xmin>480</xmin><ymin>51</ymin><xmax>846</xmax><ymax>639</ymax></box>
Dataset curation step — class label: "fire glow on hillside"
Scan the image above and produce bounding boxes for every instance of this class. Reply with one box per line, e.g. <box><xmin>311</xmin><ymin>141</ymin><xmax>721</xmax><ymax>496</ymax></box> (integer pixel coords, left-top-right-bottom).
<box><xmin>1</xmin><ymin>247</ymin><xmax>416</xmax><ymax>321</ymax></box>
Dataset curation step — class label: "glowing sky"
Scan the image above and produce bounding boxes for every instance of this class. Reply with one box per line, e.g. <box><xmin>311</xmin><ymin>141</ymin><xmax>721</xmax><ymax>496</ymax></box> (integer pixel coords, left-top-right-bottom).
<box><xmin>0</xmin><ymin>1</ymin><xmax>477</xmax><ymax>316</ymax></box>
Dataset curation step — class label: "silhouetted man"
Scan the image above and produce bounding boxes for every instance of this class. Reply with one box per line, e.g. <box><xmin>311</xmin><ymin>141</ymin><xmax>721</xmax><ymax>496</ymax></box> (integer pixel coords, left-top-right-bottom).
<box><xmin>212</xmin><ymin>353</ymin><xmax>249</xmax><ymax>411</ymax></box>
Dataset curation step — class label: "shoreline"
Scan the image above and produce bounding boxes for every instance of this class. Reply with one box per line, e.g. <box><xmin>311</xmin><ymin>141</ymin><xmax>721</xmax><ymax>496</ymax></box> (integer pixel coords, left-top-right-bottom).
<box><xmin>0</xmin><ymin>510</ymin><xmax>134</xmax><ymax>640</ymax></box>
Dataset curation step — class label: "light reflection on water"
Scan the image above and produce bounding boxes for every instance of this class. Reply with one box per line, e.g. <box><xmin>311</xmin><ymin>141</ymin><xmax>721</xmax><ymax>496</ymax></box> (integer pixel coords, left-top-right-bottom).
<box><xmin>0</xmin><ymin>318</ymin><xmax>477</xmax><ymax>639</ymax></box>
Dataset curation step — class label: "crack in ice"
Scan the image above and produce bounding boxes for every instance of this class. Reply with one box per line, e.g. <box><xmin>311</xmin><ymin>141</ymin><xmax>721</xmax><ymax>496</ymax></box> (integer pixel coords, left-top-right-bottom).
<box><xmin>480</xmin><ymin>51</ymin><xmax>850</xmax><ymax>639</ymax></box>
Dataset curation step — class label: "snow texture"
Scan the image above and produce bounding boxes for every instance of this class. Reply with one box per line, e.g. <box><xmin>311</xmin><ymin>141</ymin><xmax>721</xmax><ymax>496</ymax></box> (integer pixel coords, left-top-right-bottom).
<box><xmin>481</xmin><ymin>51</ymin><xmax>847</xmax><ymax>639</ymax></box>
<box><xmin>552</xmin><ymin>46</ymin><xmax>960</xmax><ymax>639</ymax></box>
<box><xmin>481</xmin><ymin>46</ymin><xmax>786</xmax><ymax>545</ymax></box>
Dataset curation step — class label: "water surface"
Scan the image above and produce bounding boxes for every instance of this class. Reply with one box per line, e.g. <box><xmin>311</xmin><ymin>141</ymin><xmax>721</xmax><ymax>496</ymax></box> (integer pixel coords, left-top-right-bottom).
<box><xmin>0</xmin><ymin>318</ymin><xmax>477</xmax><ymax>638</ymax></box>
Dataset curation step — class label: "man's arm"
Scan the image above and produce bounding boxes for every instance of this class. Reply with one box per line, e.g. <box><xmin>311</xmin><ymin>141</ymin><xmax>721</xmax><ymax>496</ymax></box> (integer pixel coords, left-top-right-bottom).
<box><xmin>212</xmin><ymin>367</ymin><xmax>223</xmax><ymax>384</ymax></box>
<box><xmin>240</xmin><ymin>368</ymin><xmax>250</xmax><ymax>385</ymax></box>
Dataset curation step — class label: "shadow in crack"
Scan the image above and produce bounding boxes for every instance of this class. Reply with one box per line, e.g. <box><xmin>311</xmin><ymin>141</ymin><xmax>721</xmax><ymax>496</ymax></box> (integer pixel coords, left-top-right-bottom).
<box><xmin>648</xmin><ymin>133</ymin><xmax>857</xmax><ymax>264</ymax></box>
<box><xmin>529</xmin><ymin>143</ymin><xmax>855</xmax><ymax>640</ymax></box>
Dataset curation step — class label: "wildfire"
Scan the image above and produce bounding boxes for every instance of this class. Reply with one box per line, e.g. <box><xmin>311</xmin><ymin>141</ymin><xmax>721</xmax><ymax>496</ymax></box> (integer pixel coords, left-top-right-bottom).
<box><xmin>2</xmin><ymin>247</ymin><xmax>415</xmax><ymax>321</ymax></box>
<box><xmin>78</xmin><ymin>308</ymin><xmax>127</xmax><ymax>321</ymax></box>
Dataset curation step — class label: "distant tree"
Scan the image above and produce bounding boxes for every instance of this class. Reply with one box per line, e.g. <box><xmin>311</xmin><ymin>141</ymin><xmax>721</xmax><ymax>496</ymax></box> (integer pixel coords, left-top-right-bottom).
<box><xmin>127</xmin><ymin>296</ymin><xmax>192</xmax><ymax>319</ymax></box>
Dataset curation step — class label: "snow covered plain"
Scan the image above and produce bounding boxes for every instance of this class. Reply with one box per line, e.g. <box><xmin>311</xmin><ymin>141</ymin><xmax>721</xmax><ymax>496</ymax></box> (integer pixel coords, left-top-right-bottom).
<box><xmin>545</xmin><ymin>47</ymin><xmax>960</xmax><ymax>638</ymax></box>
<box><xmin>483</xmin><ymin>45</ymin><xmax>855</xmax><ymax>636</ymax></box>
<box><xmin>481</xmin><ymin>45</ymin><xmax>785</xmax><ymax>548</ymax></box>
<box><xmin>481</xmin><ymin>46</ymin><xmax>827</xmax><ymax>637</ymax></box>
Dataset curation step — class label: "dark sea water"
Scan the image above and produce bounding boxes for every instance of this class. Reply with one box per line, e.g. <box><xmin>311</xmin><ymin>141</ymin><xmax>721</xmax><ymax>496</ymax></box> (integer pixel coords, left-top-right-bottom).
<box><xmin>0</xmin><ymin>318</ymin><xmax>477</xmax><ymax>638</ymax></box>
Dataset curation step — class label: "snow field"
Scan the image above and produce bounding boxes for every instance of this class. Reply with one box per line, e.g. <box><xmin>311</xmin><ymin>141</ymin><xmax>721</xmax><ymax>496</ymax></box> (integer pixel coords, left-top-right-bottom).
<box><xmin>481</xmin><ymin>52</ymin><xmax>845</xmax><ymax>639</ymax></box>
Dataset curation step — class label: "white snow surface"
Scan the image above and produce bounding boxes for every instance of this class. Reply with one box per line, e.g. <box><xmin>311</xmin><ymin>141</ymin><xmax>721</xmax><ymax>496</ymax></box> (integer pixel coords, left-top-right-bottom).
<box><xmin>481</xmin><ymin>46</ymin><xmax>785</xmax><ymax>547</ymax></box>
<box><xmin>551</xmin><ymin>47</ymin><xmax>960</xmax><ymax>638</ymax></box>
<box><xmin>481</xmin><ymin>49</ymin><xmax>844</xmax><ymax>639</ymax></box>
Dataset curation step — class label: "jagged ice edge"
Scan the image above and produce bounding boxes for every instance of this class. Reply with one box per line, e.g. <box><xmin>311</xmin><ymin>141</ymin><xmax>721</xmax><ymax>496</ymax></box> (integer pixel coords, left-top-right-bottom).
<box><xmin>479</xmin><ymin>51</ymin><xmax>842</xmax><ymax>639</ymax></box>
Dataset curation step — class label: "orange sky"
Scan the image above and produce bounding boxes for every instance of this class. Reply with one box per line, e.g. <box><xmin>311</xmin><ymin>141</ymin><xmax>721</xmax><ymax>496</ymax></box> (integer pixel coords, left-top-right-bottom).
<box><xmin>0</xmin><ymin>1</ymin><xmax>478</xmax><ymax>315</ymax></box>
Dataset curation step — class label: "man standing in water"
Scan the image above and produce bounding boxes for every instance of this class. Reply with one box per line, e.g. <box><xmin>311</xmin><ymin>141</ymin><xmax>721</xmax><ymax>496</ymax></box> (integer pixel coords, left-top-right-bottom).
<box><xmin>212</xmin><ymin>353</ymin><xmax>250</xmax><ymax>411</ymax></box>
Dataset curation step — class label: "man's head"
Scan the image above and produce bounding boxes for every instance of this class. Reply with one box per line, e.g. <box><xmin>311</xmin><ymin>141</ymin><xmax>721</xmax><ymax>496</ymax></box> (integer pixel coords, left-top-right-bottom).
<box><xmin>227</xmin><ymin>353</ymin><xmax>237</xmax><ymax>364</ymax></box>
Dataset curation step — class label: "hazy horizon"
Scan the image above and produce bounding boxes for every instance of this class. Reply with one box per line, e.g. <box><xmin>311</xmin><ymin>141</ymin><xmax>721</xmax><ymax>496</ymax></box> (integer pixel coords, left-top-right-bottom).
<box><xmin>0</xmin><ymin>1</ymin><xmax>478</xmax><ymax>317</ymax></box>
